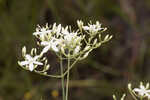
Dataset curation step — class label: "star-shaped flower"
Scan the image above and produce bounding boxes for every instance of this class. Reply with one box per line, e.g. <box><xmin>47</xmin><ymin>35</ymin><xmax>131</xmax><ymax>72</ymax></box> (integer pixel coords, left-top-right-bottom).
<box><xmin>18</xmin><ymin>54</ymin><xmax>43</xmax><ymax>71</ymax></box>
<box><xmin>83</xmin><ymin>21</ymin><xmax>105</xmax><ymax>34</ymax></box>
<box><xmin>133</xmin><ymin>82</ymin><xmax>150</xmax><ymax>97</ymax></box>
<box><xmin>41</xmin><ymin>39</ymin><xmax>60</xmax><ymax>54</ymax></box>
<box><xmin>33</xmin><ymin>24</ymin><xmax>52</xmax><ymax>41</ymax></box>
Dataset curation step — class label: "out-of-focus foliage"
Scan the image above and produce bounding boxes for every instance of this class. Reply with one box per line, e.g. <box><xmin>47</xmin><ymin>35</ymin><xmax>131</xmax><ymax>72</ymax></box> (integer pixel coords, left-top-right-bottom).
<box><xmin>0</xmin><ymin>0</ymin><xmax>150</xmax><ymax>100</ymax></box>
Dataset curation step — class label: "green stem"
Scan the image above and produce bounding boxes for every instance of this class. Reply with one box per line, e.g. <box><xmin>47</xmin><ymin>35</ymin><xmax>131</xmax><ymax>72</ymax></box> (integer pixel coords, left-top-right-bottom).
<box><xmin>34</xmin><ymin>70</ymin><xmax>62</xmax><ymax>78</ymax></box>
<box><xmin>128</xmin><ymin>90</ymin><xmax>138</xmax><ymax>100</ymax></box>
<box><xmin>65</xmin><ymin>54</ymin><xmax>70</xmax><ymax>100</ymax></box>
<box><xmin>62</xmin><ymin>57</ymin><xmax>79</xmax><ymax>77</ymax></box>
<box><xmin>60</xmin><ymin>56</ymin><xmax>65</xmax><ymax>100</ymax></box>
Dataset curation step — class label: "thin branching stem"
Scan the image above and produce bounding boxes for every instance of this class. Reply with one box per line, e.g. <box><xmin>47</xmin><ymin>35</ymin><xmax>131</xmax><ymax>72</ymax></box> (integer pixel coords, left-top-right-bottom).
<box><xmin>65</xmin><ymin>52</ymin><xmax>70</xmax><ymax>100</ymax></box>
<box><xmin>128</xmin><ymin>89</ymin><xmax>138</xmax><ymax>100</ymax></box>
<box><xmin>60</xmin><ymin>55</ymin><xmax>65</xmax><ymax>100</ymax></box>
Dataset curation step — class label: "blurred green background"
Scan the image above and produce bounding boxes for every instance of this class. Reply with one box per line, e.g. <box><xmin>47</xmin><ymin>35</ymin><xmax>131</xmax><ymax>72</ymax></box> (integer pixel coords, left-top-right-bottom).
<box><xmin>1</xmin><ymin>0</ymin><xmax>150</xmax><ymax>100</ymax></box>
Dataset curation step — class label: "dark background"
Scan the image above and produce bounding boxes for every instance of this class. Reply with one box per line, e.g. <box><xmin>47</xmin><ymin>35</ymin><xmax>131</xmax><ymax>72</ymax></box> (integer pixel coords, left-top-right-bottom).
<box><xmin>0</xmin><ymin>0</ymin><xmax>150</xmax><ymax>100</ymax></box>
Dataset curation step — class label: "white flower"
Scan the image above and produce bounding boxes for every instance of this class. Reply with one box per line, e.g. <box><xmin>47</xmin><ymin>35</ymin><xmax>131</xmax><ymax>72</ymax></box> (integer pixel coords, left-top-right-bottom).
<box><xmin>64</xmin><ymin>32</ymin><xmax>77</xmax><ymax>42</ymax></box>
<box><xmin>41</xmin><ymin>39</ymin><xmax>60</xmax><ymax>54</ymax></box>
<box><xmin>52</xmin><ymin>23</ymin><xmax>62</xmax><ymax>36</ymax></box>
<box><xmin>33</xmin><ymin>25</ymin><xmax>52</xmax><ymax>41</ymax></box>
<box><xmin>133</xmin><ymin>82</ymin><xmax>150</xmax><ymax>97</ymax></box>
<box><xmin>19</xmin><ymin>54</ymin><xmax>43</xmax><ymax>71</ymax></box>
<box><xmin>33</xmin><ymin>23</ymin><xmax>62</xmax><ymax>37</ymax></box>
<box><xmin>33</xmin><ymin>27</ymin><xmax>51</xmax><ymax>36</ymax></box>
<box><xmin>61</xmin><ymin>26</ymin><xmax>69</xmax><ymax>35</ymax></box>
<box><xmin>83</xmin><ymin>21</ymin><xmax>104</xmax><ymax>34</ymax></box>
<box><xmin>63</xmin><ymin>32</ymin><xmax>82</xmax><ymax>49</ymax></box>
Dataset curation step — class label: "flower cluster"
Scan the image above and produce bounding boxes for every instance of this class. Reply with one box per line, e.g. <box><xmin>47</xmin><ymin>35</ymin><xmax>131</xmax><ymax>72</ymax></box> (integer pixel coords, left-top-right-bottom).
<box><xmin>18</xmin><ymin>20</ymin><xmax>112</xmax><ymax>74</ymax></box>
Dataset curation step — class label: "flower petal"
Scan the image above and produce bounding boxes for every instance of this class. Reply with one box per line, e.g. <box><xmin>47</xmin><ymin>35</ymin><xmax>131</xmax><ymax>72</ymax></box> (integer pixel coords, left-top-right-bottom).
<box><xmin>34</xmin><ymin>56</ymin><xmax>40</xmax><ymax>60</ymax></box>
<box><xmin>33</xmin><ymin>61</ymin><xmax>43</xmax><ymax>65</ymax></box>
<box><xmin>41</xmin><ymin>45</ymin><xmax>50</xmax><ymax>54</ymax></box>
<box><xmin>51</xmin><ymin>44</ymin><xmax>59</xmax><ymax>52</ymax></box>
<box><xmin>41</xmin><ymin>41</ymin><xmax>50</xmax><ymax>46</ymax></box>
<box><xmin>29</xmin><ymin>63</ymin><xmax>34</xmax><ymax>71</ymax></box>
<box><xmin>134</xmin><ymin>88</ymin><xmax>141</xmax><ymax>92</ymax></box>
<box><xmin>83</xmin><ymin>26</ymin><xmax>89</xmax><ymax>30</ymax></box>
<box><xmin>25</xmin><ymin>54</ymin><xmax>32</xmax><ymax>60</ymax></box>
<box><xmin>19</xmin><ymin>61</ymin><xmax>29</xmax><ymax>66</ymax></box>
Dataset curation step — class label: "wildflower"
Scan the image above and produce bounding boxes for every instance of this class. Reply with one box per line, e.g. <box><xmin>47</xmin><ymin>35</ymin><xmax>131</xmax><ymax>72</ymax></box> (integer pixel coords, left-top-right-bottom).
<box><xmin>33</xmin><ymin>24</ymin><xmax>51</xmax><ymax>41</ymax></box>
<box><xmin>63</xmin><ymin>32</ymin><xmax>79</xmax><ymax>45</ymax></box>
<box><xmin>83</xmin><ymin>21</ymin><xmax>106</xmax><ymax>34</ymax></box>
<box><xmin>41</xmin><ymin>38</ymin><xmax>60</xmax><ymax>54</ymax></box>
<box><xmin>18</xmin><ymin>20</ymin><xmax>112</xmax><ymax>75</ymax></box>
<box><xmin>18</xmin><ymin>20</ymin><xmax>113</xmax><ymax>100</ymax></box>
<box><xmin>133</xmin><ymin>82</ymin><xmax>150</xmax><ymax>97</ymax></box>
<box><xmin>33</xmin><ymin>26</ymin><xmax>51</xmax><ymax>36</ymax></box>
<box><xmin>18</xmin><ymin>54</ymin><xmax>43</xmax><ymax>71</ymax></box>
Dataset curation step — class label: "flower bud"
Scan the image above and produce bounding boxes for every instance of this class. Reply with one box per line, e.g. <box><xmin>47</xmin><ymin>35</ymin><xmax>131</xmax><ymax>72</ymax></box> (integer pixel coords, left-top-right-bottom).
<box><xmin>22</xmin><ymin>46</ymin><xmax>26</xmax><ymax>57</ymax></box>
<box><xmin>77</xmin><ymin>20</ymin><xmax>83</xmax><ymax>30</ymax></box>
<box><xmin>44</xmin><ymin>64</ymin><xmax>50</xmax><ymax>71</ymax></box>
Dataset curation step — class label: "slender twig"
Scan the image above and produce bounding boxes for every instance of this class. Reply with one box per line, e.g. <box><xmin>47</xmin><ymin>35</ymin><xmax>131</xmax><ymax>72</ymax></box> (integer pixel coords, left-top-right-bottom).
<box><xmin>34</xmin><ymin>70</ymin><xmax>62</xmax><ymax>78</ymax></box>
<box><xmin>62</xmin><ymin>57</ymin><xmax>79</xmax><ymax>77</ymax></box>
<box><xmin>128</xmin><ymin>89</ymin><xmax>138</xmax><ymax>100</ymax></box>
<box><xmin>65</xmin><ymin>53</ymin><xmax>70</xmax><ymax>100</ymax></box>
<box><xmin>60</xmin><ymin>55</ymin><xmax>65</xmax><ymax>100</ymax></box>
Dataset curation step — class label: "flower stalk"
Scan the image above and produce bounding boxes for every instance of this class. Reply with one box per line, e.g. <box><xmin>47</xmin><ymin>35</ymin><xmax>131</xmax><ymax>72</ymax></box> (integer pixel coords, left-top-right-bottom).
<box><xmin>66</xmin><ymin>52</ymin><xmax>70</xmax><ymax>100</ymax></box>
<box><xmin>60</xmin><ymin>55</ymin><xmax>65</xmax><ymax>100</ymax></box>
